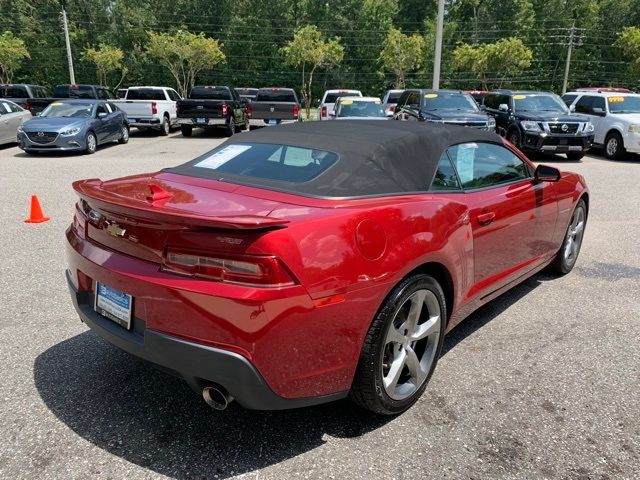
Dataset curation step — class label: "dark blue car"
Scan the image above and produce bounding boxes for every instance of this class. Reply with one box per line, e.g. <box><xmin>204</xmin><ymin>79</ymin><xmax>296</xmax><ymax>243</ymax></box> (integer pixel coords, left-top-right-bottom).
<box><xmin>17</xmin><ymin>99</ymin><xmax>129</xmax><ymax>154</ymax></box>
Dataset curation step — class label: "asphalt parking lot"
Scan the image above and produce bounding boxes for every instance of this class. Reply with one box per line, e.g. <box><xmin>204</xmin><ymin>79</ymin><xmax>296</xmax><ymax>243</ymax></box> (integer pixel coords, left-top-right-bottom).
<box><xmin>0</xmin><ymin>129</ymin><xmax>639</xmax><ymax>480</ymax></box>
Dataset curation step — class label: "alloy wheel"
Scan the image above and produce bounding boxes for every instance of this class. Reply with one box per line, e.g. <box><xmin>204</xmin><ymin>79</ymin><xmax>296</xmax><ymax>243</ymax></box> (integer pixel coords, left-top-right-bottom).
<box><xmin>382</xmin><ymin>289</ymin><xmax>441</xmax><ymax>401</ymax></box>
<box><xmin>122</xmin><ymin>126</ymin><xmax>129</xmax><ymax>141</ymax></box>
<box><xmin>563</xmin><ymin>205</ymin><xmax>585</xmax><ymax>267</ymax></box>
<box><xmin>606</xmin><ymin>137</ymin><xmax>618</xmax><ymax>157</ymax></box>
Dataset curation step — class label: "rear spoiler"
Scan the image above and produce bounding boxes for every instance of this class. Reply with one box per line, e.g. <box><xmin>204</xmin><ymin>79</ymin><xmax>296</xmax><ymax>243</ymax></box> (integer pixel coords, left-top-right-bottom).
<box><xmin>72</xmin><ymin>179</ymin><xmax>289</xmax><ymax>230</ymax></box>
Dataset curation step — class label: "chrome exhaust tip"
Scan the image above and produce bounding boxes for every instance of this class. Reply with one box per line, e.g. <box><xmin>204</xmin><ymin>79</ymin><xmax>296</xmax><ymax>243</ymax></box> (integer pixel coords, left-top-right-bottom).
<box><xmin>202</xmin><ymin>386</ymin><xmax>234</xmax><ymax>410</ymax></box>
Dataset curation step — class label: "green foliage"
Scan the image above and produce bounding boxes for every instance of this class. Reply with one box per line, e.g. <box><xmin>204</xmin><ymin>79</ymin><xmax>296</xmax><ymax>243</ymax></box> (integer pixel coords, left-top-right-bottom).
<box><xmin>83</xmin><ymin>44</ymin><xmax>127</xmax><ymax>89</ymax></box>
<box><xmin>282</xmin><ymin>25</ymin><xmax>344</xmax><ymax>116</ymax></box>
<box><xmin>146</xmin><ymin>30</ymin><xmax>226</xmax><ymax>97</ymax></box>
<box><xmin>379</xmin><ymin>28</ymin><xmax>426</xmax><ymax>88</ymax></box>
<box><xmin>453</xmin><ymin>37</ymin><xmax>533</xmax><ymax>89</ymax></box>
<box><xmin>0</xmin><ymin>31</ymin><xmax>30</xmax><ymax>84</ymax></box>
<box><xmin>615</xmin><ymin>26</ymin><xmax>640</xmax><ymax>72</ymax></box>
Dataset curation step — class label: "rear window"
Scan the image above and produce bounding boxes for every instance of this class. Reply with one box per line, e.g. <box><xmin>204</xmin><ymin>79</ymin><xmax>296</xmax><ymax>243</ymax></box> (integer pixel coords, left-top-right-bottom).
<box><xmin>0</xmin><ymin>86</ymin><xmax>27</xmax><ymax>97</ymax></box>
<box><xmin>189</xmin><ymin>87</ymin><xmax>232</xmax><ymax>100</ymax></box>
<box><xmin>256</xmin><ymin>89</ymin><xmax>297</xmax><ymax>102</ymax></box>
<box><xmin>181</xmin><ymin>143</ymin><xmax>338</xmax><ymax>184</ymax></box>
<box><xmin>54</xmin><ymin>85</ymin><xmax>95</xmax><ymax>98</ymax></box>
<box><xmin>126</xmin><ymin>89</ymin><xmax>166</xmax><ymax>101</ymax></box>
<box><xmin>324</xmin><ymin>91</ymin><xmax>362</xmax><ymax>104</ymax></box>
<box><xmin>235</xmin><ymin>88</ymin><xmax>258</xmax><ymax>97</ymax></box>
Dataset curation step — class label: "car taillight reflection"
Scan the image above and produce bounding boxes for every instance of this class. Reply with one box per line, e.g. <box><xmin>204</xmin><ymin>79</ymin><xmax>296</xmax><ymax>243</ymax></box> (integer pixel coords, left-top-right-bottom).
<box><xmin>161</xmin><ymin>248</ymin><xmax>296</xmax><ymax>287</ymax></box>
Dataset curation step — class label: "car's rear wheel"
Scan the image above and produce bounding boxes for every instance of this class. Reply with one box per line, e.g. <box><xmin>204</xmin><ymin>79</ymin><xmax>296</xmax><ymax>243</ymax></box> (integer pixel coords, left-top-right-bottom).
<box><xmin>548</xmin><ymin>199</ymin><xmax>587</xmax><ymax>275</ymax></box>
<box><xmin>566</xmin><ymin>152</ymin><xmax>584</xmax><ymax>161</ymax></box>
<box><xmin>117</xmin><ymin>125</ymin><xmax>129</xmax><ymax>144</ymax></box>
<box><xmin>350</xmin><ymin>274</ymin><xmax>446</xmax><ymax>415</ymax></box>
<box><xmin>85</xmin><ymin>131</ymin><xmax>97</xmax><ymax>154</ymax></box>
<box><xmin>604</xmin><ymin>132</ymin><xmax>624</xmax><ymax>160</ymax></box>
<box><xmin>181</xmin><ymin>125</ymin><xmax>192</xmax><ymax>137</ymax></box>
<box><xmin>242</xmin><ymin>115</ymin><xmax>249</xmax><ymax>131</ymax></box>
<box><xmin>160</xmin><ymin>115</ymin><xmax>170</xmax><ymax>136</ymax></box>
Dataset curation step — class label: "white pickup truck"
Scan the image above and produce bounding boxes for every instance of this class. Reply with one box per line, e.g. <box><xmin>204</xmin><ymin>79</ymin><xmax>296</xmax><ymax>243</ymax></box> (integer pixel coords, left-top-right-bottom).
<box><xmin>318</xmin><ymin>89</ymin><xmax>362</xmax><ymax>120</ymax></box>
<box><xmin>112</xmin><ymin>86</ymin><xmax>181</xmax><ymax>135</ymax></box>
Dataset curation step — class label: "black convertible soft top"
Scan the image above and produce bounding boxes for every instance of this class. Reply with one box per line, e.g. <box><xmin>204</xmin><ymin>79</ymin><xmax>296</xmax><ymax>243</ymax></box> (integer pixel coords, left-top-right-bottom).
<box><xmin>168</xmin><ymin>120</ymin><xmax>504</xmax><ymax>198</ymax></box>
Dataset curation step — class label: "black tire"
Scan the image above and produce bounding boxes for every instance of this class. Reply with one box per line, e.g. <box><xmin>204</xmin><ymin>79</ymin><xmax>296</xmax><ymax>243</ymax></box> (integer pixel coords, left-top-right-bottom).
<box><xmin>604</xmin><ymin>131</ymin><xmax>625</xmax><ymax>160</ymax></box>
<box><xmin>226</xmin><ymin>117</ymin><xmax>235</xmax><ymax>137</ymax></box>
<box><xmin>160</xmin><ymin>115</ymin><xmax>170</xmax><ymax>136</ymax></box>
<box><xmin>350</xmin><ymin>274</ymin><xmax>446</xmax><ymax>415</ymax></box>
<box><xmin>566</xmin><ymin>152</ymin><xmax>584</xmax><ymax>161</ymax></box>
<box><xmin>548</xmin><ymin>199</ymin><xmax>587</xmax><ymax>275</ymax></box>
<box><xmin>85</xmin><ymin>131</ymin><xmax>97</xmax><ymax>154</ymax></box>
<box><xmin>180</xmin><ymin>125</ymin><xmax>193</xmax><ymax>137</ymax></box>
<box><xmin>117</xmin><ymin>125</ymin><xmax>129</xmax><ymax>144</ymax></box>
<box><xmin>507</xmin><ymin>128</ymin><xmax>522</xmax><ymax>149</ymax></box>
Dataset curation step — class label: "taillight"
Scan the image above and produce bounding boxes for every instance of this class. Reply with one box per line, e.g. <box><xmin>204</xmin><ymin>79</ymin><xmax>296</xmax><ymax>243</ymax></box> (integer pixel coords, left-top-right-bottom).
<box><xmin>222</xmin><ymin>103</ymin><xmax>228</xmax><ymax>116</ymax></box>
<box><xmin>25</xmin><ymin>100</ymin><xmax>31</xmax><ymax>112</ymax></box>
<box><xmin>293</xmin><ymin>104</ymin><xmax>299</xmax><ymax>117</ymax></box>
<box><xmin>72</xmin><ymin>202</ymin><xmax>87</xmax><ymax>239</ymax></box>
<box><xmin>162</xmin><ymin>248</ymin><xmax>296</xmax><ymax>287</ymax></box>
<box><xmin>321</xmin><ymin>105</ymin><xmax>327</xmax><ymax>118</ymax></box>
<box><xmin>151</xmin><ymin>102</ymin><xmax>157</xmax><ymax>115</ymax></box>
<box><xmin>246</xmin><ymin>104</ymin><xmax>253</xmax><ymax>117</ymax></box>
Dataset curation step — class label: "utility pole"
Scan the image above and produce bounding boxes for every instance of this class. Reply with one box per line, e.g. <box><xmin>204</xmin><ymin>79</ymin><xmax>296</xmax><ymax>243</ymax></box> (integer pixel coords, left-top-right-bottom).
<box><xmin>62</xmin><ymin>6</ymin><xmax>76</xmax><ymax>84</ymax></box>
<box><xmin>561</xmin><ymin>21</ymin><xmax>575</xmax><ymax>95</ymax></box>
<box><xmin>432</xmin><ymin>0</ymin><xmax>445</xmax><ymax>89</ymax></box>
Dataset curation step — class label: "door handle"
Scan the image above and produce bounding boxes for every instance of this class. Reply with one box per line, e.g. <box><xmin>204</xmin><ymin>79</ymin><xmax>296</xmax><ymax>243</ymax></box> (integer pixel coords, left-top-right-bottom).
<box><xmin>477</xmin><ymin>212</ymin><xmax>496</xmax><ymax>226</ymax></box>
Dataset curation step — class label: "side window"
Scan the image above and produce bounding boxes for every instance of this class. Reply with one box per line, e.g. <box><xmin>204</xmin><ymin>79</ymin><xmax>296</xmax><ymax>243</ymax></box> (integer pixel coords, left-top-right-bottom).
<box><xmin>96</xmin><ymin>104</ymin><xmax>107</xmax><ymax>116</ymax></box>
<box><xmin>574</xmin><ymin>95</ymin><xmax>594</xmax><ymax>114</ymax></box>
<box><xmin>0</xmin><ymin>102</ymin><xmax>10</xmax><ymax>114</ymax></box>
<box><xmin>396</xmin><ymin>92</ymin><xmax>409</xmax><ymax>110</ymax></box>
<box><xmin>562</xmin><ymin>94</ymin><xmax>577</xmax><ymax>107</ymax></box>
<box><xmin>499</xmin><ymin>95</ymin><xmax>511</xmax><ymax>109</ymax></box>
<box><xmin>408</xmin><ymin>92</ymin><xmax>421</xmax><ymax>109</ymax></box>
<box><xmin>447</xmin><ymin>142</ymin><xmax>529</xmax><ymax>189</ymax></box>
<box><xmin>484</xmin><ymin>94</ymin><xmax>498</xmax><ymax>109</ymax></box>
<box><xmin>430</xmin><ymin>153</ymin><xmax>462</xmax><ymax>191</ymax></box>
<box><xmin>592</xmin><ymin>96</ymin><xmax>605</xmax><ymax>112</ymax></box>
<box><xmin>168</xmin><ymin>89</ymin><xmax>180</xmax><ymax>101</ymax></box>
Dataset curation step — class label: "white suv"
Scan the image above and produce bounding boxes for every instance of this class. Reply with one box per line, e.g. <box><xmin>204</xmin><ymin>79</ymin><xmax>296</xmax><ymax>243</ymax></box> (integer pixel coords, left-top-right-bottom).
<box><xmin>563</xmin><ymin>91</ymin><xmax>640</xmax><ymax>159</ymax></box>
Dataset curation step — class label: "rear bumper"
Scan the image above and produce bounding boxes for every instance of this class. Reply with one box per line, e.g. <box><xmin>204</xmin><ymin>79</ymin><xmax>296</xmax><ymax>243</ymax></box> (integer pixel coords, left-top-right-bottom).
<box><xmin>177</xmin><ymin>117</ymin><xmax>227</xmax><ymax>127</ymax></box>
<box><xmin>66</xmin><ymin>271</ymin><xmax>347</xmax><ymax>410</ymax></box>
<box><xmin>249</xmin><ymin>118</ymin><xmax>297</xmax><ymax>127</ymax></box>
<box><xmin>128</xmin><ymin>117</ymin><xmax>161</xmax><ymax>128</ymax></box>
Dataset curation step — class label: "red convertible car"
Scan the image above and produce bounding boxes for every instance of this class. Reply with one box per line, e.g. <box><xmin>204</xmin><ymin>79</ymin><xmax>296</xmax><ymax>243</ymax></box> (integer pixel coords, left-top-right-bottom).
<box><xmin>65</xmin><ymin>121</ymin><xmax>588</xmax><ymax>415</ymax></box>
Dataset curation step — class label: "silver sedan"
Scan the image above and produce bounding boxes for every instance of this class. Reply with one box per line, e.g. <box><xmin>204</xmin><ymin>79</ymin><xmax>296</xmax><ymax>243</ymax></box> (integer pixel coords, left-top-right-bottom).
<box><xmin>0</xmin><ymin>99</ymin><xmax>32</xmax><ymax>146</ymax></box>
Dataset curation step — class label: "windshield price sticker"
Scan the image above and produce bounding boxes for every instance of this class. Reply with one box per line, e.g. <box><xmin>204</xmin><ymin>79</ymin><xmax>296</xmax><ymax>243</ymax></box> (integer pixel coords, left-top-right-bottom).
<box><xmin>425</xmin><ymin>93</ymin><xmax>439</xmax><ymax>99</ymax></box>
<box><xmin>608</xmin><ymin>96</ymin><xmax>625</xmax><ymax>103</ymax></box>
<box><xmin>195</xmin><ymin>145</ymin><xmax>252</xmax><ymax>170</ymax></box>
<box><xmin>513</xmin><ymin>95</ymin><xmax>527</xmax><ymax>100</ymax></box>
<box><xmin>341</xmin><ymin>100</ymin><xmax>353</xmax><ymax>105</ymax></box>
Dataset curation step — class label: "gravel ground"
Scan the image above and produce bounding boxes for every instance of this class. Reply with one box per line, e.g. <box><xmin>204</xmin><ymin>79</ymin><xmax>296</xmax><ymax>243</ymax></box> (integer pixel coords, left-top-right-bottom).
<box><xmin>0</xmin><ymin>129</ymin><xmax>638</xmax><ymax>480</ymax></box>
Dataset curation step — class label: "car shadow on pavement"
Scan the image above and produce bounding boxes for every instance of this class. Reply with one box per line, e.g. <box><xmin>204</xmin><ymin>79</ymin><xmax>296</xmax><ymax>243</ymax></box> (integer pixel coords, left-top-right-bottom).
<box><xmin>34</xmin><ymin>272</ymin><xmax>549</xmax><ymax>479</ymax></box>
<box><xmin>34</xmin><ymin>332</ymin><xmax>390</xmax><ymax>479</ymax></box>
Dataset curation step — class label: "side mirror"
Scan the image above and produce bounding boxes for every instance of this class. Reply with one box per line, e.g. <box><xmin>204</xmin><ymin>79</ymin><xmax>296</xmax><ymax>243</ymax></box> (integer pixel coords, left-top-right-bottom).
<box><xmin>98</xmin><ymin>112</ymin><xmax>108</xmax><ymax>119</ymax></box>
<box><xmin>592</xmin><ymin>107</ymin><xmax>605</xmax><ymax>116</ymax></box>
<box><xmin>535</xmin><ymin>164</ymin><xmax>561</xmax><ymax>182</ymax></box>
<box><xmin>479</xmin><ymin>104</ymin><xmax>487</xmax><ymax>111</ymax></box>
<box><xmin>498</xmin><ymin>103</ymin><xmax>509</xmax><ymax>112</ymax></box>
<box><xmin>569</xmin><ymin>104</ymin><xmax>576</xmax><ymax>112</ymax></box>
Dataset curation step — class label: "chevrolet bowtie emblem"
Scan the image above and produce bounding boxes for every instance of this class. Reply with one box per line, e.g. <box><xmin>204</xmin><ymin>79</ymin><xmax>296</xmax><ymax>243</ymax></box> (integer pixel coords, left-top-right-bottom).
<box><xmin>105</xmin><ymin>223</ymin><xmax>126</xmax><ymax>238</ymax></box>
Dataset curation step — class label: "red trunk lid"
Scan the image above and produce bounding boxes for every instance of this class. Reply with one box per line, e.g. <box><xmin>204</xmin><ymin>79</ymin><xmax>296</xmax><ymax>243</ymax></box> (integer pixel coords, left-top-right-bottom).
<box><xmin>74</xmin><ymin>172</ymin><xmax>289</xmax><ymax>263</ymax></box>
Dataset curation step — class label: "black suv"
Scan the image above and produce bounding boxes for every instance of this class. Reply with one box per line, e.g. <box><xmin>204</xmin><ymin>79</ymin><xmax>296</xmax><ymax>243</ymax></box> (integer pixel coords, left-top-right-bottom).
<box><xmin>394</xmin><ymin>89</ymin><xmax>496</xmax><ymax>130</ymax></box>
<box><xmin>483</xmin><ymin>90</ymin><xmax>594</xmax><ymax>160</ymax></box>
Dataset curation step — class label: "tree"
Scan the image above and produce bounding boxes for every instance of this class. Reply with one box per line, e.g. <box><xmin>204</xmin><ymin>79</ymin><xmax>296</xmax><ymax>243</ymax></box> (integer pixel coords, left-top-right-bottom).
<box><xmin>146</xmin><ymin>30</ymin><xmax>225</xmax><ymax>97</ymax></box>
<box><xmin>615</xmin><ymin>26</ymin><xmax>640</xmax><ymax>73</ymax></box>
<box><xmin>83</xmin><ymin>44</ymin><xmax>127</xmax><ymax>88</ymax></box>
<box><xmin>282</xmin><ymin>25</ymin><xmax>344</xmax><ymax>118</ymax></box>
<box><xmin>379</xmin><ymin>28</ymin><xmax>426</xmax><ymax>88</ymax></box>
<box><xmin>0</xmin><ymin>31</ymin><xmax>30</xmax><ymax>84</ymax></box>
<box><xmin>453</xmin><ymin>37</ymin><xmax>532</xmax><ymax>89</ymax></box>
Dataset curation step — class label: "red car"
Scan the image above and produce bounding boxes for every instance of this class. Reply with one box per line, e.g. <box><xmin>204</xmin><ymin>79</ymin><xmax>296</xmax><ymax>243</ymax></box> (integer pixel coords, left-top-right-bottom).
<box><xmin>65</xmin><ymin>121</ymin><xmax>588</xmax><ymax>415</ymax></box>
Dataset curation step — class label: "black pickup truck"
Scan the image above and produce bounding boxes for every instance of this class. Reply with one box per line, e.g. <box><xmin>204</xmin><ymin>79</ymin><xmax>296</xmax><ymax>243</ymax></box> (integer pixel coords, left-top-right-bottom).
<box><xmin>0</xmin><ymin>83</ymin><xmax>115</xmax><ymax>115</ymax></box>
<box><xmin>176</xmin><ymin>86</ymin><xmax>248</xmax><ymax>137</ymax></box>
<box><xmin>248</xmin><ymin>88</ymin><xmax>300</xmax><ymax>129</ymax></box>
<box><xmin>483</xmin><ymin>90</ymin><xmax>594</xmax><ymax>160</ymax></box>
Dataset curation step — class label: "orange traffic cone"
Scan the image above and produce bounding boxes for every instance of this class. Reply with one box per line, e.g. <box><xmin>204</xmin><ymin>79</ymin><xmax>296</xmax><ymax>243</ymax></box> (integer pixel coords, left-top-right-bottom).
<box><xmin>24</xmin><ymin>195</ymin><xmax>50</xmax><ymax>223</ymax></box>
